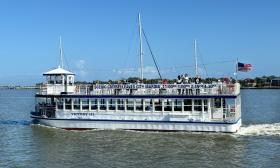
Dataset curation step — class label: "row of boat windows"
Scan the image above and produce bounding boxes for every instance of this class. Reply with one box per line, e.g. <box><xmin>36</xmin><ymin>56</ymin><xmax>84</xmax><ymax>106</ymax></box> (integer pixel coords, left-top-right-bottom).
<box><xmin>58</xmin><ymin>99</ymin><xmax>207</xmax><ymax>112</ymax></box>
<box><xmin>37</xmin><ymin>98</ymin><xmax>225</xmax><ymax>112</ymax></box>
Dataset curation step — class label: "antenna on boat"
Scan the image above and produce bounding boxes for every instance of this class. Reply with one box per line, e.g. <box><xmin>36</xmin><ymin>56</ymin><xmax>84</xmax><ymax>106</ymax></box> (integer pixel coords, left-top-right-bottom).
<box><xmin>138</xmin><ymin>13</ymin><xmax>144</xmax><ymax>81</ymax></box>
<box><xmin>59</xmin><ymin>36</ymin><xmax>64</xmax><ymax>69</ymax></box>
<box><xmin>194</xmin><ymin>39</ymin><xmax>198</xmax><ymax>76</ymax></box>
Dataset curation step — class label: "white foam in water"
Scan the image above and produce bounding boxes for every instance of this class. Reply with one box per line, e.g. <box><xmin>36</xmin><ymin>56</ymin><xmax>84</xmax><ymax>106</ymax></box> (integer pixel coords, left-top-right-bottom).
<box><xmin>237</xmin><ymin>123</ymin><xmax>280</xmax><ymax>136</ymax></box>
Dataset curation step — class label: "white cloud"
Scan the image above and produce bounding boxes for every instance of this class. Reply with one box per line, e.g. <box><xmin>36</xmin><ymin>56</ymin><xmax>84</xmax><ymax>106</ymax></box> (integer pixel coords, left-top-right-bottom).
<box><xmin>76</xmin><ymin>59</ymin><xmax>85</xmax><ymax>69</ymax></box>
<box><xmin>113</xmin><ymin>68</ymin><xmax>136</xmax><ymax>77</ymax></box>
<box><xmin>142</xmin><ymin>66</ymin><xmax>158</xmax><ymax>78</ymax></box>
<box><xmin>75</xmin><ymin>59</ymin><xmax>87</xmax><ymax>78</ymax></box>
<box><xmin>113</xmin><ymin>66</ymin><xmax>159</xmax><ymax>78</ymax></box>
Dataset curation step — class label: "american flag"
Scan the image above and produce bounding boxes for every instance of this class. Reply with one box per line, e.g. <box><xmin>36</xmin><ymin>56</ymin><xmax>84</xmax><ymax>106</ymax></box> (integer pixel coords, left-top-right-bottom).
<box><xmin>238</xmin><ymin>62</ymin><xmax>252</xmax><ymax>72</ymax></box>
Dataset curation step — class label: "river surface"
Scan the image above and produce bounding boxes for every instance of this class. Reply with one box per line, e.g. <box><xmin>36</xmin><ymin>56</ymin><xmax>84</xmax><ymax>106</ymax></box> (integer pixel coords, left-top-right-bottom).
<box><xmin>0</xmin><ymin>89</ymin><xmax>279</xmax><ymax>168</ymax></box>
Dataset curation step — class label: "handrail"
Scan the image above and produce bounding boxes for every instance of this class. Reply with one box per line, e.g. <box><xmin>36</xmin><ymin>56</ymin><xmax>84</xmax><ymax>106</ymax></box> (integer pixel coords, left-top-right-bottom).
<box><xmin>37</xmin><ymin>83</ymin><xmax>240</xmax><ymax>96</ymax></box>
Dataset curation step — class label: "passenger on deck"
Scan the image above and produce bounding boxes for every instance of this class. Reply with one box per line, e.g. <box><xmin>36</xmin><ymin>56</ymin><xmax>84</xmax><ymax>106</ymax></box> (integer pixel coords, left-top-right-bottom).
<box><xmin>195</xmin><ymin>76</ymin><xmax>201</xmax><ymax>95</ymax></box>
<box><xmin>183</xmin><ymin>74</ymin><xmax>189</xmax><ymax>84</ymax></box>
<box><xmin>223</xmin><ymin>77</ymin><xmax>229</xmax><ymax>84</ymax></box>
<box><xmin>195</xmin><ymin>76</ymin><xmax>201</xmax><ymax>84</ymax></box>
<box><xmin>182</xmin><ymin>74</ymin><xmax>189</xmax><ymax>95</ymax></box>
<box><xmin>162</xmin><ymin>79</ymin><xmax>168</xmax><ymax>85</ymax></box>
<box><xmin>218</xmin><ymin>79</ymin><xmax>223</xmax><ymax>94</ymax></box>
<box><xmin>177</xmin><ymin>75</ymin><xmax>182</xmax><ymax>94</ymax></box>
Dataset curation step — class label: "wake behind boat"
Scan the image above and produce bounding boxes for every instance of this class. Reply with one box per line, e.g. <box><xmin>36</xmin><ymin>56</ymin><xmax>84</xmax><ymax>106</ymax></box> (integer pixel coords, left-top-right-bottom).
<box><xmin>31</xmin><ymin>15</ymin><xmax>242</xmax><ymax>133</ymax></box>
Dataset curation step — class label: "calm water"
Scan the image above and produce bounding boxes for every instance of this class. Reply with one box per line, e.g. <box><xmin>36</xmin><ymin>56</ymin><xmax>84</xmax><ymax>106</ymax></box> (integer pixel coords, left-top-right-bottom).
<box><xmin>0</xmin><ymin>89</ymin><xmax>279</xmax><ymax>168</ymax></box>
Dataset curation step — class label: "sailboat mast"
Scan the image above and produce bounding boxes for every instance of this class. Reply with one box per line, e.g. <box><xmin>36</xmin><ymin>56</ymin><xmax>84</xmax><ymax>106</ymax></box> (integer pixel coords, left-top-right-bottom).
<box><xmin>59</xmin><ymin>36</ymin><xmax>64</xmax><ymax>69</ymax></box>
<box><xmin>194</xmin><ymin>39</ymin><xmax>198</xmax><ymax>76</ymax></box>
<box><xmin>235</xmin><ymin>58</ymin><xmax>238</xmax><ymax>80</ymax></box>
<box><xmin>138</xmin><ymin>13</ymin><xmax>144</xmax><ymax>81</ymax></box>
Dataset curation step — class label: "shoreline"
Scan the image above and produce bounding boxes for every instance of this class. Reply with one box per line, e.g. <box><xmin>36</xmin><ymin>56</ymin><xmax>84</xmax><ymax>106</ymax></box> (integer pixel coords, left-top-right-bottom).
<box><xmin>241</xmin><ymin>87</ymin><xmax>280</xmax><ymax>89</ymax></box>
<box><xmin>0</xmin><ymin>86</ymin><xmax>39</xmax><ymax>90</ymax></box>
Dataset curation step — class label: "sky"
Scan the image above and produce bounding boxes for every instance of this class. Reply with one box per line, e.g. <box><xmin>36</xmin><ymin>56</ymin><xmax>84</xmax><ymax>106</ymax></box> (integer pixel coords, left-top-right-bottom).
<box><xmin>0</xmin><ymin>0</ymin><xmax>280</xmax><ymax>85</ymax></box>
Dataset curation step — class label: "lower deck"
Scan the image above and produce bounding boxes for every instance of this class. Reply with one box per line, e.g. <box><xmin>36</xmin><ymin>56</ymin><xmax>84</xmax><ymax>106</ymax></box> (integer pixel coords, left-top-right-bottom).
<box><xmin>34</xmin><ymin>94</ymin><xmax>241</xmax><ymax>123</ymax></box>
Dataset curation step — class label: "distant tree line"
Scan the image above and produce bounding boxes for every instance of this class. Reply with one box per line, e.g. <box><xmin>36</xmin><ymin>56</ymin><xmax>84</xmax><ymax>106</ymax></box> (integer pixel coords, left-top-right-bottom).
<box><xmin>238</xmin><ymin>75</ymin><xmax>280</xmax><ymax>88</ymax></box>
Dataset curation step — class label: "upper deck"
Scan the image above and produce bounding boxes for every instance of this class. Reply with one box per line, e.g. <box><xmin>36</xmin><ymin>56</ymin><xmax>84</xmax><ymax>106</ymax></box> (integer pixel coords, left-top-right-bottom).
<box><xmin>37</xmin><ymin>83</ymin><xmax>240</xmax><ymax>97</ymax></box>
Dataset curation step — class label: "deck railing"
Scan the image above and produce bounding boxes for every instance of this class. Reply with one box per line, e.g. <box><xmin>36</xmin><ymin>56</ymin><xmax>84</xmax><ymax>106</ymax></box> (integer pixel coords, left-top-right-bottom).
<box><xmin>38</xmin><ymin>83</ymin><xmax>240</xmax><ymax>96</ymax></box>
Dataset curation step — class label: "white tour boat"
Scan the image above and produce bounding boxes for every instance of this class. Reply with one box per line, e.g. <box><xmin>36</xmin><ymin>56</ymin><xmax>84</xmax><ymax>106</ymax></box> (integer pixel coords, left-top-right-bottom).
<box><xmin>31</xmin><ymin>15</ymin><xmax>241</xmax><ymax>133</ymax></box>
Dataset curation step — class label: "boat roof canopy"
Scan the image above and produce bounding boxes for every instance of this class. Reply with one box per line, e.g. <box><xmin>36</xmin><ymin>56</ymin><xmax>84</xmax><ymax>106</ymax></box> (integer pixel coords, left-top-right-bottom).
<box><xmin>43</xmin><ymin>66</ymin><xmax>75</xmax><ymax>76</ymax></box>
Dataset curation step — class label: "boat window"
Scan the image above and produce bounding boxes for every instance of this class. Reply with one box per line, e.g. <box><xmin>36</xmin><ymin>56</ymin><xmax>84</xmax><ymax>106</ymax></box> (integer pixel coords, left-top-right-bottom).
<box><xmin>154</xmin><ymin>99</ymin><xmax>162</xmax><ymax>112</ymax></box>
<box><xmin>164</xmin><ymin>99</ymin><xmax>172</xmax><ymax>112</ymax></box>
<box><xmin>144</xmin><ymin>99</ymin><xmax>153</xmax><ymax>111</ymax></box>
<box><xmin>65</xmin><ymin>98</ymin><xmax>72</xmax><ymax>110</ymax></box>
<box><xmin>135</xmin><ymin>99</ymin><xmax>143</xmax><ymax>111</ymax></box>
<box><xmin>184</xmin><ymin>99</ymin><xmax>192</xmax><ymax>105</ymax></box>
<box><xmin>184</xmin><ymin>99</ymin><xmax>192</xmax><ymax>111</ymax></box>
<box><xmin>82</xmin><ymin>99</ymin><xmax>89</xmax><ymax>110</ymax></box>
<box><xmin>99</xmin><ymin>99</ymin><xmax>107</xmax><ymax>111</ymax></box>
<box><xmin>73</xmin><ymin>99</ymin><xmax>80</xmax><ymax>110</ymax></box>
<box><xmin>36</xmin><ymin>97</ymin><xmax>46</xmax><ymax>105</ymax></box>
<box><xmin>47</xmin><ymin>76</ymin><xmax>55</xmax><ymax>84</ymax></box>
<box><xmin>91</xmin><ymin>99</ymin><xmax>98</xmax><ymax>111</ymax></box>
<box><xmin>204</xmin><ymin>99</ymin><xmax>208</xmax><ymax>111</ymax></box>
<box><xmin>46</xmin><ymin>98</ymin><xmax>52</xmax><ymax>105</ymax></box>
<box><xmin>194</xmin><ymin>100</ymin><xmax>202</xmax><ymax>111</ymax></box>
<box><xmin>174</xmin><ymin>99</ymin><xmax>182</xmax><ymax>112</ymax></box>
<box><xmin>57</xmin><ymin>98</ymin><xmax>64</xmax><ymax>109</ymax></box>
<box><xmin>55</xmin><ymin>75</ymin><xmax>63</xmax><ymax>84</ymax></box>
<box><xmin>126</xmin><ymin>99</ymin><xmax>134</xmax><ymax>111</ymax></box>
<box><xmin>214</xmin><ymin>98</ymin><xmax>221</xmax><ymax>108</ymax></box>
<box><xmin>109</xmin><ymin>99</ymin><xmax>116</xmax><ymax>111</ymax></box>
<box><xmin>117</xmin><ymin>99</ymin><xmax>125</xmax><ymax>111</ymax></box>
<box><xmin>68</xmin><ymin>76</ymin><xmax>74</xmax><ymax>85</ymax></box>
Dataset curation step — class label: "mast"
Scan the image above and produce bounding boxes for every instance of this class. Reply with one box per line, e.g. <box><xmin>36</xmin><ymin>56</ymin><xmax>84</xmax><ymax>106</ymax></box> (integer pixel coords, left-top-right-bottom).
<box><xmin>235</xmin><ymin>58</ymin><xmax>238</xmax><ymax>81</ymax></box>
<box><xmin>138</xmin><ymin>13</ymin><xmax>144</xmax><ymax>81</ymax></box>
<box><xmin>59</xmin><ymin>36</ymin><xmax>64</xmax><ymax>68</ymax></box>
<box><xmin>194</xmin><ymin>39</ymin><xmax>198</xmax><ymax>76</ymax></box>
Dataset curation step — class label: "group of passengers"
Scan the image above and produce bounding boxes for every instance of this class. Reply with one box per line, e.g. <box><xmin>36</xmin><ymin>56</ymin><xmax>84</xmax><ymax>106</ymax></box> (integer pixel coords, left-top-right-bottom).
<box><xmin>176</xmin><ymin>74</ymin><xmax>202</xmax><ymax>95</ymax></box>
<box><xmin>176</xmin><ymin>74</ymin><xmax>202</xmax><ymax>85</ymax></box>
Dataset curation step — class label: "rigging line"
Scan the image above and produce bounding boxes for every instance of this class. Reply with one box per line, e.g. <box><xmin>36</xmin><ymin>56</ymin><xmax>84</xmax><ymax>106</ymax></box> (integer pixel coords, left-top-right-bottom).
<box><xmin>63</xmin><ymin>51</ymin><xmax>71</xmax><ymax>71</ymax></box>
<box><xmin>197</xmin><ymin>46</ymin><xmax>209</xmax><ymax>78</ymax></box>
<box><xmin>142</xmin><ymin>29</ymin><xmax>163</xmax><ymax>80</ymax></box>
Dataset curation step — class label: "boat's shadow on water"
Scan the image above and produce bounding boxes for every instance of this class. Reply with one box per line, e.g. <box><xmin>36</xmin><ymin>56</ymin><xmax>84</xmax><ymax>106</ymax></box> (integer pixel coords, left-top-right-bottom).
<box><xmin>0</xmin><ymin>119</ymin><xmax>31</xmax><ymax>126</ymax></box>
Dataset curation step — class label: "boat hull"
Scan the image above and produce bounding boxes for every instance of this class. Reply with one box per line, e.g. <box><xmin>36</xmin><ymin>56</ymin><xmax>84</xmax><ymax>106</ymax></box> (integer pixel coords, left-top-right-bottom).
<box><xmin>31</xmin><ymin>117</ymin><xmax>241</xmax><ymax>133</ymax></box>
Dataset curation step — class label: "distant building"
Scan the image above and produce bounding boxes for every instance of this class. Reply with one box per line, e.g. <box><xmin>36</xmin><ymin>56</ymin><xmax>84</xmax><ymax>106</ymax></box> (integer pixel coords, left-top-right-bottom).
<box><xmin>243</xmin><ymin>78</ymin><xmax>256</xmax><ymax>87</ymax></box>
<box><xmin>271</xmin><ymin>78</ymin><xmax>280</xmax><ymax>87</ymax></box>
